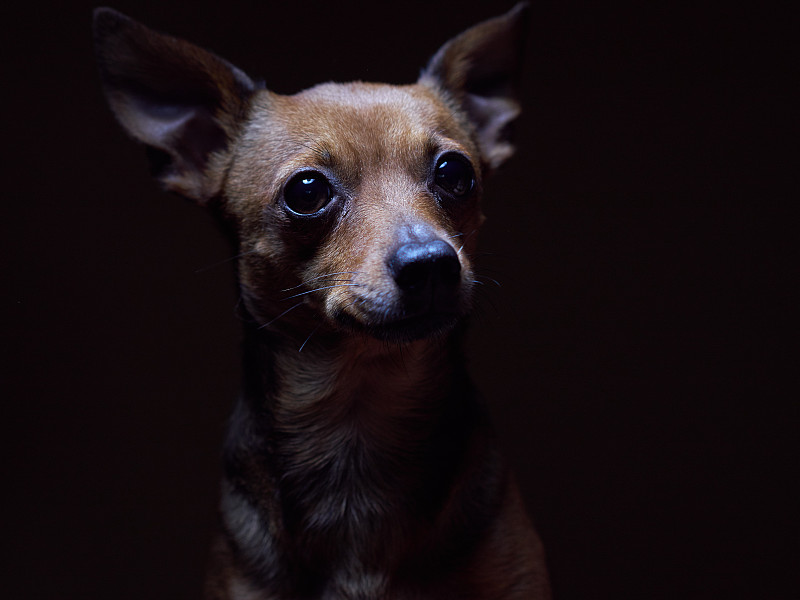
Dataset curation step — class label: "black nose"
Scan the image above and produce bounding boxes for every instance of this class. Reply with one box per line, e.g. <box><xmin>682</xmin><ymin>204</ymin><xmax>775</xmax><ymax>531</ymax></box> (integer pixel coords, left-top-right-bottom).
<box><xmin>388</xmin><ymin>240</ymin><xmax>461</xmax><ymax>310</ymax></box>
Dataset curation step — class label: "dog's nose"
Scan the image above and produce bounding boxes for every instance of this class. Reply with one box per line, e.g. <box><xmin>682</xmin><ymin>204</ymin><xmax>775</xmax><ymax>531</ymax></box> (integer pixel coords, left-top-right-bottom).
<box><xmin>388</xmin><ymin>240</ymin><xmax>461</xmax><ymax>310</ymax></box>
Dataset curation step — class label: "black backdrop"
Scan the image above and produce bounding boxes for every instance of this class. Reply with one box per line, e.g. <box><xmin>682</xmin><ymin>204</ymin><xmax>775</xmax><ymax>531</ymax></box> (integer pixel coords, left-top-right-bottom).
<box><xmin>2</xmin><ymin>1</ymin><xmax>793</xmax><ymax>598</ymax></box>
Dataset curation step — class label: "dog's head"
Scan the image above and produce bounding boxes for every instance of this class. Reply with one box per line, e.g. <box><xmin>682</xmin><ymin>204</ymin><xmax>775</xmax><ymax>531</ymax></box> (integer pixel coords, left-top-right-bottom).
<box><xmin>94</xmin><ymin>5</ymin><xmax>528</xmax><ymax>343</ymax></box>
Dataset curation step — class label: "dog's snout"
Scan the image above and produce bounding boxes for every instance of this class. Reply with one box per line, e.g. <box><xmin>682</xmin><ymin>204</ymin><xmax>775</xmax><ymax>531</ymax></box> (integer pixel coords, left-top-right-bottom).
<box><xmin>388</xmin><ymin>240</ymin><xmax>461</xmax><ymax>309</ymax></box>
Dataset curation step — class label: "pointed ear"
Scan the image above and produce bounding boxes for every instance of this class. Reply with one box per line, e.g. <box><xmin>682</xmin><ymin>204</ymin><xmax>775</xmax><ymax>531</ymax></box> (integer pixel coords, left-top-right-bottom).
<box><xmin>419</xmin><ymin>3</ymin><xmax>529</xmax><ymax>172</ymax></box>
<box><xmin>93</xmin><ymin>8</ymin><xmax>257</xmax><ymax>203</ymax></box>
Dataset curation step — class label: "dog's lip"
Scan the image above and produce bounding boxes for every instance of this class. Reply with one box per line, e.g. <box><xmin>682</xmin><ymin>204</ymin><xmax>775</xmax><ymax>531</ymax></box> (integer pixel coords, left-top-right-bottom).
<box><xmin>334</xmin><ymin>308</ymin><xmax>462</xmax><ymax>342</ymax></box>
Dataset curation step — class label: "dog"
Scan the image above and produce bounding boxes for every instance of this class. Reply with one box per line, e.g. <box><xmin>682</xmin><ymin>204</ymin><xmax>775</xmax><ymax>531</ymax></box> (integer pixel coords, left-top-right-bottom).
<box><xmin>94</xmin><ymin>4</ymin><xmax>550</xmax><ymax>598</ymax></box>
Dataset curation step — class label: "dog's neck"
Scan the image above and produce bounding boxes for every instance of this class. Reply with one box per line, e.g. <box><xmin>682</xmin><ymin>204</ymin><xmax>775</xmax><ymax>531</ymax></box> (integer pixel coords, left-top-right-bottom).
<box><xmin>222</xmin><ymin>320</ymin><xmax>494</xmax><ymax>582</ymax></box>
<box><xmin>232</xmin><ymin>317</ymin><xmax>477</xmax><ymax>480</ymax></box>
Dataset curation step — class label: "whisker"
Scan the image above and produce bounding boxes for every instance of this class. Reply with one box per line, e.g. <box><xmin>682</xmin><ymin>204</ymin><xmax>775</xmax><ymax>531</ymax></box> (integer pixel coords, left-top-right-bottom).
<box><xmin>280</xmin><ymin>271</ymin><xmax>358</xmax><ymax>293</ymax></box>
<box><xmin>194</xmin><ymin>249</ymin><xmax>258</xmax><ymax>274</ymax></box>
<box><xmin>475</xmin><ymin>275</ymin><xmax>502</xmax><ymax>287</ymax></box>
<box><xmin>281</xmin><ymin>279</ymin><xmax>354</xmax><ymax>294</ymax></box>
<box><xmin>298</xmin><ymin>325</ymin><xmax>321</xmax><ymax>352</ymax></box>
<box><xmin>453</xmin><ymin>228</ymin><xmax>479</xmax><ymax>256</ymax></box>
<box><xmin>281</xmin><ymin>283</ymin><xmax>361</xmax><ymax>301</ymax></box>
<box><xmin>472</xmin><ymin>287</ymin><xmax>500</xmax><ymax>319</ymax></box>
<box><xmin>258</xmin><ymin>301</ymin><xmax>304</xmax><ymax>330</ymax></box>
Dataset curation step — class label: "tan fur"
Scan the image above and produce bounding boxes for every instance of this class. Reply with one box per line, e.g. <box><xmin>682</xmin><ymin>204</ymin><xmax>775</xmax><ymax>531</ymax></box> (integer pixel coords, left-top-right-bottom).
<box><xmin>225</xmin><ymin>83</ymin><xmax>483</xmax><ymax>339</ymax></box>
<box><xmin>95</xmin><ymin>4</ymin><xmax>550</xmax><ymax>598</ymax></box>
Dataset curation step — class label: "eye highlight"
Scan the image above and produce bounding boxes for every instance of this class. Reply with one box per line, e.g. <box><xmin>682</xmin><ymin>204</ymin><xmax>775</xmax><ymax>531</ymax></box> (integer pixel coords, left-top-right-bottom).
<box><xmin>434</xmin><ymin>153</ymin><xmax>474</xmax><ymax>198</ymax></box>
<box><xmin>283</xmin><ymin>171</ymin><xmax>333</xmax><ymax>215</ymax></box>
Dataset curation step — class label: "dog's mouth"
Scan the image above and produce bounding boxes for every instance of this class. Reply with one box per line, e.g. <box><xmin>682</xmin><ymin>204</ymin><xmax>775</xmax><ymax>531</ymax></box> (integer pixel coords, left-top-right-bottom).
<box><xmin>330</xmin><ymin>277</ymin><xmax>471</xmax><ymax>343</ymax></box>
<box><xmin>334</xmin><ymin>306</ymin><xmax>463</xmax><ymax>343</ymax></box>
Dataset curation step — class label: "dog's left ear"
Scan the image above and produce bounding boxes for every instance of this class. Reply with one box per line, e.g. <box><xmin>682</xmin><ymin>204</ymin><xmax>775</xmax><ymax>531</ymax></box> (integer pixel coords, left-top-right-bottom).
<box><xmin>419</xmin><ymin>2</ymin><xmax>529</xmax><ymax>172</ymax></box>
<box><xmin>93</xmin><ymin>8</ymin><xmax>257</xmax><ymax>204</ymax></box>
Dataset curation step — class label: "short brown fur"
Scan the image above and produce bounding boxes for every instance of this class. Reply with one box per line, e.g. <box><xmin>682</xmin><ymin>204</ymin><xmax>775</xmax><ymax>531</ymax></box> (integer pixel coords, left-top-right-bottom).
<box><xmin>94</xmin><ymin>4</ymin><xmax>550</xmax><ymax>598</ymax></box>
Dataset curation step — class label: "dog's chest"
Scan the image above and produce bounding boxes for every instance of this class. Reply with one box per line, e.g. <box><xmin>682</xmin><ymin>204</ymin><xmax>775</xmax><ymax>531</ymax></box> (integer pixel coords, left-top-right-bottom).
<box><xmin>267</xmin><ymin>345</ymin><xmax>446</xmax><ymax>552</ymax></box>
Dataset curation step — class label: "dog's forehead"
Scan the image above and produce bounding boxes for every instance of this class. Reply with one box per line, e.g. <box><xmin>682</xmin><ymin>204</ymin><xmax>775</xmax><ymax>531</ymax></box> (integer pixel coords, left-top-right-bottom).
<box><xmin>291</xmin><ymin>81</ymin><xmax>449</xmax><ymax>121</ymax></box>
<box><xmin>246</xmin><ymin>82</ymin><xmax>474</xmax><ymax>166</ymax></box>
<box><xmin>287</xmin><ymin>81</ymin><xmax>461</xmax><ymax>133</ymax></box>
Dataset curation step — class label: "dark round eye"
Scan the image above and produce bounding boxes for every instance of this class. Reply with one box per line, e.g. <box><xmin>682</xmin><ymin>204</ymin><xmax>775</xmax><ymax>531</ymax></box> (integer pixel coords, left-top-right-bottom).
<box><xmin>434</xmin><ymin>153</ymin><xmax>474</xmax><ymax>197</ymax></box>
<box><xmin>283</xmin><ymin>171</ymin><xmax>333</xmax><ymax>215</ymax></box>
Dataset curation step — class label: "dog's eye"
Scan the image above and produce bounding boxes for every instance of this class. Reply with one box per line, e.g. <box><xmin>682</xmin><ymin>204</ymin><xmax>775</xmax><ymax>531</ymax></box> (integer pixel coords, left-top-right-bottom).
<box><xmin>434</xmin><ymin>153</ymin><xmax>474</xmax><ymax>197</ymax></box>
<box><xmin>283</xmin><ymin>171</ymin><xmax>333</xmax><ymax>215</ymax></box>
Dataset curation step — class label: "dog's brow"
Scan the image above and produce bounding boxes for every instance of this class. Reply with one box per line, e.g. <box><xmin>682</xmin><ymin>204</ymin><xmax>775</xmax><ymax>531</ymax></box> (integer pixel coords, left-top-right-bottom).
<box><xmin>295</xmin><ymin>135</ymin><xmax>333</xmax><ymax>165</ymax></box>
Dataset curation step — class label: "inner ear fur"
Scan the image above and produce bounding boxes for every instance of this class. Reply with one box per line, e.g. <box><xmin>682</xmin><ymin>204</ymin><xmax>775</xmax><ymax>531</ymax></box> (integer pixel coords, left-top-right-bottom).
<box><xmin>93</xmin><ymin>7</ymin><xmax>257</xmax><ymax>203</ymax></box>
<box><xmin>419</xmin><ymin>2</ymin><xmax>530</xmax><ymax>172</ymax></box>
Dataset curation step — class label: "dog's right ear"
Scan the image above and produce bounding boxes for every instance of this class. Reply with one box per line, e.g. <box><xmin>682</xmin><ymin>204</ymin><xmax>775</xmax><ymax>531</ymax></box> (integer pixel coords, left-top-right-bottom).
<box><xmin>419</xmin><ymin>3</ymin><xmax>529</xmax><ymax>174</ymax></box>
<box><xmin>93</xmin><ymin>8</ymin><xmax>257</xmax><ymax>204</ymax></box>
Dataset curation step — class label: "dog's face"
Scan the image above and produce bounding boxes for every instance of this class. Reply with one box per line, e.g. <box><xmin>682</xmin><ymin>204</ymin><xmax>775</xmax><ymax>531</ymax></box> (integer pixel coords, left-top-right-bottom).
<box><xmin>228</xmin><ymin>83</ymin><xmax>484</xmax><ymax>341</ymax></box>
<box><xmin>94</xmin><ymin>5</ymin><xmax>528</xmax><ymax>343</ymax></box>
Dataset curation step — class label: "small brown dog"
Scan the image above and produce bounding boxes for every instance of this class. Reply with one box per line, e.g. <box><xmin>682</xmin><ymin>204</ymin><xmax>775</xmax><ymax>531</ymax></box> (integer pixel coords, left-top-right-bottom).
<box><xmin>94</xmin><ymin>4</ymin><xmax>550</xmax><ymax>598</ymax></box>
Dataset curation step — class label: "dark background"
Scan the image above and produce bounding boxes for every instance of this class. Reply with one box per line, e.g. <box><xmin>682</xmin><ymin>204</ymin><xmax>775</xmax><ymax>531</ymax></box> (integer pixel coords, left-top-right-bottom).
<box><xmin>2</xmin><ymin>1</ymin><xmax>794</xmax><ymax>598</ymax></box>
